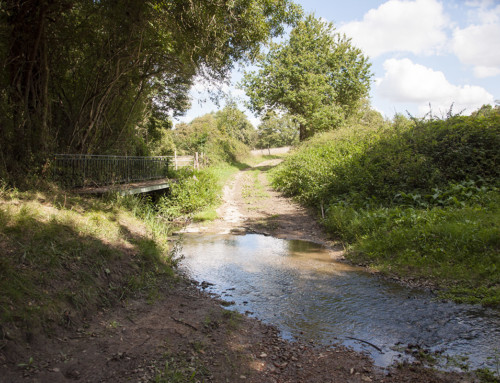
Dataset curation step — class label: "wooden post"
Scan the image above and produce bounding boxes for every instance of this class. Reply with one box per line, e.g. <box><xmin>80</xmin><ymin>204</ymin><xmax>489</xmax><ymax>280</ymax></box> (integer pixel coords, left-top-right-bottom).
<box><xmin>195</xmin><ymin>152</ymin><xmax>199</xmax><ymax>170</ymax></box>
<box><xmin>174</xmin><ymin>150</ymin><xmax>178</xmax><ymax>170</ymax></box>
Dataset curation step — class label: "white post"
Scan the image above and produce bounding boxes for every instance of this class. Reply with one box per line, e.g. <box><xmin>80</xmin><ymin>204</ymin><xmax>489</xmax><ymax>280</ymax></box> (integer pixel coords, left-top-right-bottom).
<box><xmin>195</xmin><ymin>152</ymin><xmax>199</xmax><ymax>170</ymax></box>
<box><xmin>174</xmin><ymin>150</ymin><xmax>178</xmax><ymax>170</ymax></box>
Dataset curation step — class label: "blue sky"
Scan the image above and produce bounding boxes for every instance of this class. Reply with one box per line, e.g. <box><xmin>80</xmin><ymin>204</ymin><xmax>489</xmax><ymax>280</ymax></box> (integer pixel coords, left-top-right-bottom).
<box><xmin>176</xmin><ymin>0</ymin><xmax>500</xmax><ymax>126</ymax></box>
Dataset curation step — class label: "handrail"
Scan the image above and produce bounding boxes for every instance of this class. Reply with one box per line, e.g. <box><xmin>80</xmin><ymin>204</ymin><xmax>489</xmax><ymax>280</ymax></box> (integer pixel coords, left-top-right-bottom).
<box><xmin>51</xmin><ymin>154</ymin><xmax>170</xmax><ymax>188</ymax></box>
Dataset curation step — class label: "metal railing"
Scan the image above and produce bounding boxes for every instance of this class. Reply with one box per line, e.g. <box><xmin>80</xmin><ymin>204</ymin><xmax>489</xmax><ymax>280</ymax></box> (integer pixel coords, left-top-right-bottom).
<box><xmin>51</xmin><ymin>154</ymin><xmax>170</xmax><ymax>188</ymax></box>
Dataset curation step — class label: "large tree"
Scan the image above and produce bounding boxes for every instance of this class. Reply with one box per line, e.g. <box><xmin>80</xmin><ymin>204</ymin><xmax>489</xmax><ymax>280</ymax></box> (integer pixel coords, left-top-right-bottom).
<box><xmin>0</xmin><ymin>0</ymin><xmax>301</xmax><ymax>175</ymax></box>
<box><xmin>241</xmin><ymin>15</ymin><xmax>372</xmax><ymax>141</ymax></box>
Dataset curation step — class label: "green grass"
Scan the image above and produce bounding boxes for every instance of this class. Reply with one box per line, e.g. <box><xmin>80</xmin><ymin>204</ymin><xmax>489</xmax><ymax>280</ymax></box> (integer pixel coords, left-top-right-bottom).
<box><xmin>156</xmin><ymin>161</ymin><xmax>247</xmax><ymax>223</ymax></box>
<box><xmin>325</xmin><ymin>196</ymin><xmax>500</xmax><ymax>304</ymax></box>
<box><xmin>242</xmin><ymin>169</ymin><xmax>269</xmax><ymax>202</ymax></box>
<box><xmin>0</xmin><ymin>185</ymin><xmax>176</xmax><ymax>334</ymax></box>
<box><xmin>192</xmin><ymin>208</ymin><xmax>218</xmax><ymax>222</ymax></box>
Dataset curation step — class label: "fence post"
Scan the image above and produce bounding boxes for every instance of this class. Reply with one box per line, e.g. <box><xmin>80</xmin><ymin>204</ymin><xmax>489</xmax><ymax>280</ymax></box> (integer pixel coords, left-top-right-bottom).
<box><xmin>195</xmin><ymin>152</ymin><xmax>199</xmax><ymax>170</ymax></box>
<box><xmin>174</xmin><ymin>150</ymin><xmax>178</xmax><ymax>170</ymax></box>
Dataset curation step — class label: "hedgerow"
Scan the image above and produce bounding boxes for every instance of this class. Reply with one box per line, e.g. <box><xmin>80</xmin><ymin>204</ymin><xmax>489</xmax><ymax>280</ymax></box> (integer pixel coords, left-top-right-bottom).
<box><xmin>271</xmin><ymin>111</ymin><xmax>500</xmax><ymax>305</ymax></box>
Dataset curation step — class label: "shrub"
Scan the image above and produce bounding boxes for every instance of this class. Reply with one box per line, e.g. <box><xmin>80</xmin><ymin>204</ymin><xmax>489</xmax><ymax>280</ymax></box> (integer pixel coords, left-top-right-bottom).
<box><xmin>271</xmin><ymin>111</ymin><xmax>500</xmax><ymax>305</ymax></box>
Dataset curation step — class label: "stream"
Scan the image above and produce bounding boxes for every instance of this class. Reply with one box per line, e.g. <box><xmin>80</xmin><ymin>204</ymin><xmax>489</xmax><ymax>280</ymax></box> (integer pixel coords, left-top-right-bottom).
<box><xmin>178</xmin><ymin>233</ymin><xmax>500</xmax><ymax>372</ymax></box>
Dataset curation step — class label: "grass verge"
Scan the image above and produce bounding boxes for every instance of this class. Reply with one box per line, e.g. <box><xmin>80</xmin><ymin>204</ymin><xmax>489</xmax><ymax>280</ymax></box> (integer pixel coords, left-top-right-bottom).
<box><xmin>0</xmin><ymin>184</ymin><xmax>177</xmax><ymax>340</ymax></box>
<box><xmin>271</xmin><ymin>113</ymin><xmax>500</xmax><ymax>306</ymax></box>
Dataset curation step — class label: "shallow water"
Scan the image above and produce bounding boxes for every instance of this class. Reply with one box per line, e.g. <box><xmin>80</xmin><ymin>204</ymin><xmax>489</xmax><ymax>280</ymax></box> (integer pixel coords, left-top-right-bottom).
<box><xmin>179</xmin><ymin>233</ymin><xmax>500</xmax><ymax>370</ymax></box>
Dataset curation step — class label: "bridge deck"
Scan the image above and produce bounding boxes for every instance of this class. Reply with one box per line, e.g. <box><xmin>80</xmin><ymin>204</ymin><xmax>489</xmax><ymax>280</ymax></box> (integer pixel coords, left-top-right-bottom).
<box><xmin>76</xmin><ymin>178</ymin><xmax>171</xmax><ymax>196</ymax></box>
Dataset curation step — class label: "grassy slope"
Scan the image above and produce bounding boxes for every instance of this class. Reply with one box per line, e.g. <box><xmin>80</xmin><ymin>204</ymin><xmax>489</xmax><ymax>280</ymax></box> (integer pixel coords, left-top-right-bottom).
<box><xmin>0</xmin><ymin>185</ymin><xmax>178</xmax><ymax>338</ymax></box>
<box><xmin>271</xmin><ymin>115</ymin><xmax>500</xmax><ymax>306</ymax></box>
<box><xmin>0</xmin><ymin>157</ymin><xmax>258</xmax><ymax>339</ymax></box>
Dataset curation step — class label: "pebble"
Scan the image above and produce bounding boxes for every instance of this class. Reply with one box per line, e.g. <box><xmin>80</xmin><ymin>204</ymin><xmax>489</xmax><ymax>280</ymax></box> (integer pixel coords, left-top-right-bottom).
<box><xmin>259</xmin><ymin>353</ymin><xmax>267</xmax><ymax>358</ymax></box>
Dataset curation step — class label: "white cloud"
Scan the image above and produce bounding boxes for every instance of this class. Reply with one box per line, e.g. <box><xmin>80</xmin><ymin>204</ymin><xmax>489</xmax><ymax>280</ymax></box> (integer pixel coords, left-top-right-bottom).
<box><xmin>378</xmin><ymin>58</ymin><xmax>494</xmax><ymax>114</ymax></box>
<box><xmin>452</xmin><ymin>3</ymin><xmax>500</xmax><ymax>78</ymax></box>
<box><xmin>338</xmin><ymin>0</ymin><xmax>449</xmax><ymax>57</ymax></box>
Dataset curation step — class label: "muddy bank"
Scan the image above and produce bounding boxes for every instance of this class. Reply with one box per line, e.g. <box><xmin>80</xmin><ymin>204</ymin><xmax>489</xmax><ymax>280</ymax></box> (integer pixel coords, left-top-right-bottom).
<box><xmin>0</xmin><ymin>278</ymin><xmax>472</xmax><ymax>383</ymax></box>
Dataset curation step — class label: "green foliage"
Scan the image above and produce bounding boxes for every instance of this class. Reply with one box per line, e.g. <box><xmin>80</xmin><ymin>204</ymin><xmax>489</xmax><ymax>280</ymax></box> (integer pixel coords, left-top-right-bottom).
<box><xmin>0</xmin><ymin>0</ymin><xmax>302</xmax><ymax>177</ymax></box>
<box><xmin>324</xmin><ymin>193</ymin><xmax>499</xmax><ymax>305</ymax></box>
<box><xmin>273</xmin><ymin>112</ymin><xmax>500</xmax><ymax>208</ymax></box>
<box><xmin>256</xmin><ymin>111</ymin><xmax>299</xmax><ymax>148</ymax></box>
<box><xmin>271</xmin><ymin>111</ymin><xmax>500</xmax><ymax>305</ymax></box>
<box><xmin>157</xmin><ymin>168</ymin><xmax>222</xmax><ymax>219</ymax></box>
<box><xmin>143</xmin><ymin>109</ymin><xmax>176</xmax><ymax>156</ymax></box>
<box><xmin>172</xmin><ymin>111</ymin><xmax>251</xmax><ymax>164</ymax></box>
<box><xmin>215</xmin><ymin>99</ymin><xmax>257</xmax><ymax>146</ymax></box>
<box><xmin>174</xmin><ymin>115</ymin><xmax>219</xmax><ymax>154</ymax></box>
<box><xmin>241</xmin><ymin>14</ymin><xmax>372</xmax><ymax>140</ymax></box>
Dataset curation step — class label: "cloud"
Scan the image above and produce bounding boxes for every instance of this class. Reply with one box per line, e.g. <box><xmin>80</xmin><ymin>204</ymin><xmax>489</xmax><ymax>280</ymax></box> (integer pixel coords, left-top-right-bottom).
<box><xmin>338</xmin><ymin>0</ymin><xmax>449</xmax><ymax>57</ymax></box>
<box><xmin>452</xmin><ymin>3</ymin><xmax>500</xmax><ymax>78</ymax></box>
<box><xmin>377</xmin><ymin>58</ymin><xmax>494</xmax><ymax>114</ymax></box>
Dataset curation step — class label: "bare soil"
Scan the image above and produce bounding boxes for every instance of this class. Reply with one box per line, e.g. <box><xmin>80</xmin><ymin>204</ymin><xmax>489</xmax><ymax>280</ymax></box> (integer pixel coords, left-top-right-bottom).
<box><xmin>0</xmin><ymin>160</ymin><xmax>475</xmax><ymax>382</ymax></box>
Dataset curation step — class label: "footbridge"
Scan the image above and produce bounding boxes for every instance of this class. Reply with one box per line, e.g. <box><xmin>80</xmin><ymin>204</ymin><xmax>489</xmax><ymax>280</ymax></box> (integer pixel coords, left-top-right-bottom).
<box><xmin>51</xmin><ymin>154</ymin><xmax>173</xmax><ymax>195</ymax></box>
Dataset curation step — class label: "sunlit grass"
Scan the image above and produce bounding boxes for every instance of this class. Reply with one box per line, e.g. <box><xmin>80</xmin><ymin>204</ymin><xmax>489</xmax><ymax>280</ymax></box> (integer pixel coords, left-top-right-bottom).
<box><xmin>0</xmin><ymin>185</ymin><xmax>175</xmax><ymax>333</ymax></box>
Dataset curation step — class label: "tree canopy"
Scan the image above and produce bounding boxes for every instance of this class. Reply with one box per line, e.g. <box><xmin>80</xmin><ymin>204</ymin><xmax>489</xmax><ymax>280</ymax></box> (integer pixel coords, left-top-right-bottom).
<box><xmin>0</xmin><ymin>0</ymin><xmax>301</xmax><ymax>176</ymax></box>
<box><xmin>241</xmin><ymin>15</ymin><xmax>372</xmax><ymax>141</ymax></box>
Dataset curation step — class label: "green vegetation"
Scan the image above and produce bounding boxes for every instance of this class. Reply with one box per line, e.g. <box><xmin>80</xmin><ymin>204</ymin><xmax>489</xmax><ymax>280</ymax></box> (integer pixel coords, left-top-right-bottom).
<box><xmin>0</xmin><ymin>186</ymin><xmax>177</xmax><ymax>335</ymax></box>
<box><xmin>0</xmin><ymin>155</ymin><xmax>244</xmax><ymax>337</ymax></box>
<box><xmin>156</xmin><ymin>162</ymin><xmax>244</xmax><ymax>221</ymax></box>
<box><xmin>242</xmin><ymin>169</ymin><xmax>269</xmax><ymax>203</ymax></box>
<box><xmin>0</xmin><ymin>0</ymin><xmax>301</xmax><ymax>177</ymax></box>
<box><xmin>272</xmin><ymin>110</ymin><xmax>500</xmax><ymax>305</ymax></box>
<box><xmin>242</xmin><ymin>14</ymin><xmax>372</xmax><ymax>141</ymax></box>
<box><xmin>255</xmin><ymin>111</ymin><xmax>299</xmax><ymax>149</ymax></box>
<box><xmin>171</xmin><ymin>106</ymin><xmax>252</xmax><ymax>164</ymax></box>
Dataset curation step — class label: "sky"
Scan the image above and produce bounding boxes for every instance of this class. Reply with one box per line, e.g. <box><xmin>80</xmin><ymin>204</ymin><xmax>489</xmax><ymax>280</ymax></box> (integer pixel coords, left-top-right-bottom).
<box><xmin>175</xmin><ymin>0</ymin><xmax>500</xmax><ymax>126</ymax></box>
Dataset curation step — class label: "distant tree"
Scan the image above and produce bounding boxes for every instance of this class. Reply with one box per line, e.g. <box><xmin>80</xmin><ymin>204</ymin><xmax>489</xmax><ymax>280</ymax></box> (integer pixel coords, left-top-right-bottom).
<box><xmin>241</xmin><ymin>14</ymin><xmax>372</xmax><ymax>141</ymax></box>
<box><xmin>172</xmin><ymin>112</ymin><xmax>250</xmax><ymax>163</ymax></box>
<box><xmin>346</xmin><ymin>98</ymin><xmax>387</xmax><ymax>129</ymax></box>
<box><xmin>215</xmin><ymin>100</ymin><xmax>257</xmax><ymax>146</ymax></box>
<box><xmin>173</xmin><ymin>114</ymin><xmax>218</xmax><ymax>155</ymax></box>
<box><xmin>256</xmin><ymin>112</ymin><xmax>298</xmax><ymax>149</ymax></box>
<box><xmin>471</xmin><ymin>104</ymin><xmax>500</xmax><ymax>118</ymax></box>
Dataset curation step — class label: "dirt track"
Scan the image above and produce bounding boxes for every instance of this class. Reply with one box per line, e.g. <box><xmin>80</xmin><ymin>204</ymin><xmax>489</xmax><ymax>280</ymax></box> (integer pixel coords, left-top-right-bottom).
<box><xmin>181</xmin><ymin>159</ymin><xmax>342</xmax><ymax>253</ymax></box>
<box><xmin>0</xmin><ymin>159</ymin><xmax>473</xmax><ymax>382</ymax></box>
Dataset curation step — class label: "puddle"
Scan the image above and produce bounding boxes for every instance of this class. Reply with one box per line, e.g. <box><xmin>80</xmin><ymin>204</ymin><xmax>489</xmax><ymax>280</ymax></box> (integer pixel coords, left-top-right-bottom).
<box><xmin>179</xmin><ymin>233</ymin><xmax>500</xmax><ymax>371</ymax></box>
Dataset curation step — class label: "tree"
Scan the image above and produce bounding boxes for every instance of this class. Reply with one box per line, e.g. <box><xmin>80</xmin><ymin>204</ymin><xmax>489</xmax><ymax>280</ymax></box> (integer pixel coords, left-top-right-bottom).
<box><xmin>0</xmin><ymin>0</ymin><xmax>302</xmax><ymax>175</ymax></box>
<box><xmin>215</xmin><ymin>100</ymin><xmax>256</xmax><ymax>146</ymax></box>
<box><xmin>173</xmin><ymin>114</ymin><xmax>218</xmax><ymax>155</ymax></box>
<box><xmin>256</xmin><ymin>111</ymin><xmax>298</xmax><ymax>148</ymax></box>
<box><xmin>241</xmin><ymin>15</ymin><xmax>372</xmax><ymax>141</ymax></box>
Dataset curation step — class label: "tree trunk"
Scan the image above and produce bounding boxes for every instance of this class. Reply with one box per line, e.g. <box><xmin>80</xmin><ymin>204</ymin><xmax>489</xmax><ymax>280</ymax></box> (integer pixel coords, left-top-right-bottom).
<box><xmin>299</xmin><ymin>123</ymin><xmax>309</xmax><ymax>141</ymax></box>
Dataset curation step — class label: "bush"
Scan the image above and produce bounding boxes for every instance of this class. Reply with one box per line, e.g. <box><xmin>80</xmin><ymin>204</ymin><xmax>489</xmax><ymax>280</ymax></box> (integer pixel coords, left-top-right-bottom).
<box><xmin>272</xmin><ymin>113</ymin><xmax>500</xmax><ymax>209</ymax></box>
<box><xmin>156</xmin><ymin>168</ymin><xmax>221</xmax><ymax>219</ymax></box>
<box><xmin>271</xmin><ymin>111</ymin><xmax>500</xmax><ymax>305</ymax></box>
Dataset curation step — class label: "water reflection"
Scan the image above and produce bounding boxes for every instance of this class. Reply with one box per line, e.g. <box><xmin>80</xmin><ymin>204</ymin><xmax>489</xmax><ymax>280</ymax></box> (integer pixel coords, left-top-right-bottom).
<box><xmin>179</xmin><ymin>234</ymin><xmax>500</xmax><ymax>370</ymax></box>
